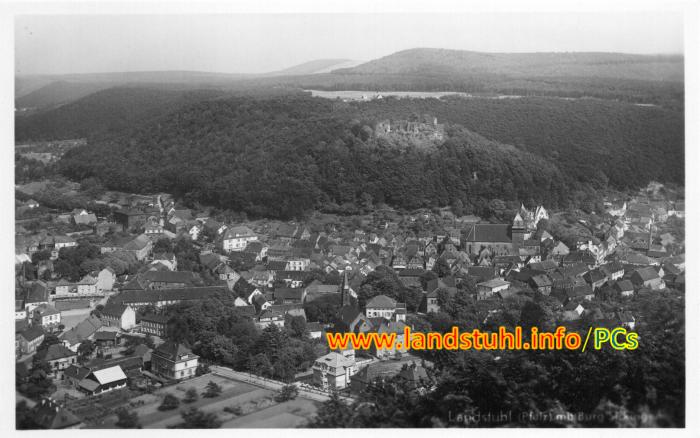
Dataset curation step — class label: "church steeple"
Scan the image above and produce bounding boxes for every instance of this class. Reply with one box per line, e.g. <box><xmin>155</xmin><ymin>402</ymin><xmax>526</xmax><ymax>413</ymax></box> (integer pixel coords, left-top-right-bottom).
<box><xmin>340</xmin><ymin>271</ymin><xmax>357</xmax><ymax>308</ymax></box>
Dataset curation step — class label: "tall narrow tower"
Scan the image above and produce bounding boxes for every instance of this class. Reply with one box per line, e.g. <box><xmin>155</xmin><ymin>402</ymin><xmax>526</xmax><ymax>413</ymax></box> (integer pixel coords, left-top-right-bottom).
<box><xmin>511</xmin><ymin>213</ymin><xmax>526</xmax><ymax>253</ymax></box>
<box><xmin>340</xmin><ymin>271</ymin><xmax>357</xmax><ymax>308</ymax></box>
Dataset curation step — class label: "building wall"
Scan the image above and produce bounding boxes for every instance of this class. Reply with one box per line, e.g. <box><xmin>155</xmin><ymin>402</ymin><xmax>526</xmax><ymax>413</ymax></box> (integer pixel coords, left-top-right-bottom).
<box><xmin>97</xmin><ymin>269</ymin><xmax>116</xmax><ymax>291</ymax></box>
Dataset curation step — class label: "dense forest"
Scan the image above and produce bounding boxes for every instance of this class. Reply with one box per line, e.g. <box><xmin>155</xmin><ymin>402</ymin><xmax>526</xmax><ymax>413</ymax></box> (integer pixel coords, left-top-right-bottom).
<box><xmin>57</xmin><ymin>94</ymin><xmax>574</xmax><ymax>219</ymax></box>
<box><xmin>340</xmin><ymin>95</ymin><xmax>685</xmax><ymax>188</ymax></box>
<box><xmin>15</xmin><ymin>87</ymin><xmax>230</xmax><ymax>142</ymax></box>
<box><xmin>52</xmin><ymin>90</ymin><xmax>682</xmax><ymax>219</ymax></box>
<box><xmin>309</xmin><ymin>287</ymin><xmax>685</xmax><ymax>427</ymax></box>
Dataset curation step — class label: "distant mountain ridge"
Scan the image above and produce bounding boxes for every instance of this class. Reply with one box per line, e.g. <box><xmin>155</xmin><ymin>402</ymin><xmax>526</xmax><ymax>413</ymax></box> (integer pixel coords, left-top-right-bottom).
<box><xmin>16</xmin><ymin>49</ymin><xmax>684</xmax><ymax>111</ymax></box>
<box><xmin>266</xmin><ymin>59</ymin><xmax>362</xmax><ymax>76</ymax></box>
<box><xmin>333</xmin><ymin>48</ymin><xmax>684</xmax><ymax>82</ymax></box>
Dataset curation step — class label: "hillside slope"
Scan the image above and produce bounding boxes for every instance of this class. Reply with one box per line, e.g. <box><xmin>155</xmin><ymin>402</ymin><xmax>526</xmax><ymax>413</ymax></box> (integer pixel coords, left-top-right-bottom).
<box><xmin>58</xmin><ymin>95</ymin><xmax>568</xmax><ymax>219</ymax></box>
<box><xmin>15</xmin><ymin>87</ymin><xmax>228</xmax><ymax>142</ymax></box>
<box><xmin>335</xmin><ymin>48</ymin><xmax>684</xmax><ymax>82</ymax></box>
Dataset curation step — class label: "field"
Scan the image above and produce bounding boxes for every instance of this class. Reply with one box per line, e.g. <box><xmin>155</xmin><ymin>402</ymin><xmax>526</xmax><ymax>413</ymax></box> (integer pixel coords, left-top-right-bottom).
<box><xmin>306</xmin><ymin>89</ymin><xmax>471</xmax><ymax>100</ymax></box>
<box><xmin>91</xmin><ymin>373</ymin><xmax>319</xmax><ymax>428</ymax></box>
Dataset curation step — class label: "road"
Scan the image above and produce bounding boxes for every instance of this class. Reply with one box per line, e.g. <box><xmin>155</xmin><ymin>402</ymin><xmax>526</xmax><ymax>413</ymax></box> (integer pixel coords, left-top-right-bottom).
<box><xmin>210</xmin><ymin>365</ymin><xmax>353</xmax><ymax>403</ymax></box>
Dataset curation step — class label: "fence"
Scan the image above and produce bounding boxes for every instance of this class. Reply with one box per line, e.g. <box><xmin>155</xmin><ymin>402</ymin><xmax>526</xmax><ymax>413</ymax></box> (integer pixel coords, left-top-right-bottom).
<box><xmin>212</xmin><ymin>367</ymin><xmax>353</xmax><ymax>403</ymax></box>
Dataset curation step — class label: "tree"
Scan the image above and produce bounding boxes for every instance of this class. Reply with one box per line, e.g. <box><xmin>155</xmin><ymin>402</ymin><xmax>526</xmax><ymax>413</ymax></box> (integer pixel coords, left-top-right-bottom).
<box><xmin>287</xmin><ymin>315</ymin><xmax>307</xmax><ymax>338</ymax></box>
<box><xmin>184</xmin><ymin>387</ymin><xmax>199</xmax><ymax>404</ymax></box>
<box><xmin>196</xmin><ymin>362</ymin><xmax>211</xmax><ymax>376</ymax></box>
<box><xmin>275</xmin><ymin>384</ymin><xmax>299</xmax><ymax>402</ymax></box>
<box><xmin>158</xmin><ymin>394</ymin><xmax>180</xmax><ymax>411</ymax></box>
<box><xmin>77</xmin><ymin>340</ymin><xmax>95</xmax><ymax>363</ymax></box>
<box><xmin>179</xmin><ymin>407</ymin><xmax>221</xmax><ymax>428</ymax></box>
<box><xmin>115</xmin><ymin>407</ymin><xmax>141</xmax><ymax>428</ymax></box>
<box><xmin>203</xmin><ymin>381</ymin><xmax>222</xmax><ymax>398</ymax></box>
<box><xmin>16</xmin><ymin>401</ymin><xmax>41</xmax><ymax>429</ymax></box>
<box><xmin>308</xmin><ymin>392</ymin><xmax>354</xmax><ymax>428</ymax></box>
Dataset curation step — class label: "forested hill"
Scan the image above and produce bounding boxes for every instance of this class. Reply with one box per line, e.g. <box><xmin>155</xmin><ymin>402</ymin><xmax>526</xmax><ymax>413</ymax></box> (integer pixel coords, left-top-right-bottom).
<box><xmin>334</xmin><ymin>95</ymin><xmax>684</xmax><ymax>189</ymax></box>
<box><xmin>58</xmin><ymin>94</ymin><xmax>570</xmax><ymax>219</ymax></box>
<box><xmin>335</xmin><ymin>48</ymin><xmax>684</xmax><ymax>82</ymax></box>
<box><xmin>15</xmin><ymin>87</ymin><xmax>231</xmax><ymax>142</ymax></box>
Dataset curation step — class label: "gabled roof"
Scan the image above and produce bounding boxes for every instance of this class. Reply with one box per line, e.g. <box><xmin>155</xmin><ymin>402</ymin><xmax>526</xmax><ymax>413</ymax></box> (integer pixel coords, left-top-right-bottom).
<box><xmin>398</xmin><ymin>363</ymin><xmax>429</xmax><ymax>384</ymax></box>
<box><xmin>153</xmin><ymin>342</ymin><xmax>196</xmax><ymax>362</ymax></box>
<box><xmin>122</xmin><ymin>234</ymin><xmax>151</xmax><ymax>251</ymax></box>
<box><xmin>614</xmin><ymin>279</ymin><xmax>634</xmax><ymax>292</ymax></box>
<box><xmin>530</xmin><ymin>274</ymin><xmax>553</xmax><ymax>288</ymax></box>
<box><xmin>273</xmin><ymin>287</ymin><xmax>304</xmax><ymax>302</ymax></box>
<box><xmin>60</xmin><ymin>315</ymin><xmax>102</xmax><ymax>344</ymax></box>
<box><xmin>140</xmin><ymin>313</ymin><xmax>170</xmax><ymax>324</ymax></box>
<box><xmin>224</xmin><ymin>225</ymin><xmax>256</xmax><ymax>239</ymax></box>
<box><xmin>20</xmin><ymin>325</ymin><xmax>45</xmax><ymax>342</ymax></box>
<box><xmin>25</xmin><ymin>281</ymin><xmax>49</xmax><ymax>303</ymax></box>
<box><xmin>477</xmin><ymin>279</ymin><xmax>510</xmax><ymax>289</ymax></box>
<box><xmin>44</xmin><ymin>343</ymin><xmax>77</xmax><ymax>361</ymax></box>
<box><xmin>101</xmin><ymin>303</ymin><xmax>129</xmax><ymax>318</ymax></box>
<box><xmin>464</xmin><ymin>224</ymin><xmax>512</xmax><ymax>243</ymax></box>
<box><xmin>114</xmin><ymin>286</ymin><xmax>228</xmax><ymax>305</ymax></box>
<box><xmin>140</xmin><ymin>270</ymin><xmax>197</xmax><ymax>284</ymax></box>
<box><xmin>91</xmin><ymin>365</ymin><xmax>127</xmax><ymax>384</ymax></box>
<box><xmin>365</xmin><ymin>294</ymin><xmax>397</xmax><ymax>309</ymax></box>
<box><xmin>633</xmin><ymin>266</ymin><xmax>660</xmax><ymax>281</ymax></box>
<box><xmin>315</xmin><ymin>351</ymin><xmax>354</xmax><ymax>369</ymax></box>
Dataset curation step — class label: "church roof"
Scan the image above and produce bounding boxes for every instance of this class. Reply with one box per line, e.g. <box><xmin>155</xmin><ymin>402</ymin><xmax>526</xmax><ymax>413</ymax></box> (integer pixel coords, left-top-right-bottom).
<box><xmin>464</xmin><ymin>224</ymin><xmax>512</xmax><ymax>243</ymax></box>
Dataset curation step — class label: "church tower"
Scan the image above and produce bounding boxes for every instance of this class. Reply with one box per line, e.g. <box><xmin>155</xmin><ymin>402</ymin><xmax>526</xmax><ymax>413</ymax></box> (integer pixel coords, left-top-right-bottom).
<box><xmin>340</xmin><ymin>271</ymin><xmax>357</xmax><ymax>308</ymax></box>
<box><xmin>511</xmin><ymin>213</ymin><xmax>526</xmax><ymax>252</ymax></box>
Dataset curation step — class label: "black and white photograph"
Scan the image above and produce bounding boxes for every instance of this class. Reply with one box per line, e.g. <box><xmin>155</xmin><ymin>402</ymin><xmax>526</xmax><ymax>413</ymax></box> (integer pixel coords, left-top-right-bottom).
<box><xmin>3</xmin><ymin>0</ymin><xmax>698</xmax><ymax>432</ymax></box>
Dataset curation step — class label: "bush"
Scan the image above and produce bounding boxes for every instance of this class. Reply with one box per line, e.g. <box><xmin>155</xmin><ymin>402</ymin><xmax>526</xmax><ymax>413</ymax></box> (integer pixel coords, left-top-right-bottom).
<box><xmin>179</xmin><ymin>407</ymin><xmax>221</xmax><ymax>428</ymax></box>
<box><xmin>203</xmin><ymin>381</ymin><xmax>222</xmax><ymax>398</ymax></box>
<box><xmin>274</xmin><ymin>384</ymin><xmax>299</xmax><ymax>402</ymax></box>
<box><xmin>115</xmin><ymin>407</ymin><xmax>141</xmax><ymax>428</ymax></box>
<box><xmin>196</xmin><ymin>363</ymin><xmax>211</xmax><ymax>376</ymax></box>
<box><xmin>158</xmin><ymin>394</ymin><xmax>180</xmax><ymax>411</ymax></box>
<box><xmin>184</xmin><ymin>387</ymin><xmax>198</xmax><ymax>404</ymax></box>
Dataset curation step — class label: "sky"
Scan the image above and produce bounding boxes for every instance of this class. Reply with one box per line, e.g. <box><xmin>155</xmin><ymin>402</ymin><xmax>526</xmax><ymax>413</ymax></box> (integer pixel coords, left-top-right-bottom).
<box><xmin>15</xmin><ymin>12</ymin><xmax>684</xmax><ymax>76</ymax></box>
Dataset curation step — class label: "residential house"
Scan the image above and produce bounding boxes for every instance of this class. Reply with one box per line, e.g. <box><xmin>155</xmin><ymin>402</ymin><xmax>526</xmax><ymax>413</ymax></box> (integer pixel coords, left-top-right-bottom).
<box><xmin>44</xmin><ymin>343</ymin><xmax>78</xmax><ymax>373</ymax></box>
<box><xmin>151</xmin><ymin>342</ymin><xmax>199</xmax><ymax>381</ymax></box>
<box><xmin>561</xmin><ymin>301</ymin><xmax>585</xmax><ymax>321</ymax></box>
<box><xmin>151</xmin><ymin>252</ymin><xmax>177</xmax><ymax>271</ymax></box>
<box><xmin>114</xmin><ymin>208</ymin><xmax>158</xmax><ymax>230</ymax></box>
<box><xmin>73</xmin><ymin>209</ymin><xmax>97</xmax><ymax>226</ymax></box>
<box><xmin>96</xmin><ymin>267</ymin><xmax>116</xmax><ymax>292</ymax></box>
<box><xmin>365</xmin><ymin>295</ymin><xmax>406</xmax><ymax>322</ymax></box>
<box><xmin>273</xmin><ymin>287</ymin><xmax>306</xmax><ymax>305</ymax></box>
<box><xmin>18</xmin><ymin>325</ymin><xmax>45</xmax><ymax>355</ymax></box>
<box><xmin>529</xmin><ymin>274</ymin><xmax>553</xmax><ymax>295</ymax></box>
<box><xmin>100</xmin><ymin>304</ymin><xmax>137</xmax><ymax>330</ymax></box>
<box><xmin>222</xmin><ymin>226</ymin><xmax>258</xmax><ymax>252</ymax></box>
<box><xmin>60</xmin><ymin>316</ymin><xmax>102</xmax><ymax>351</ymax></box>
<box><xmin>476</xmin><ymin>279</ymin><xmax>510</xmax><ymax>300</ymax></box>
<box><xmin>255</xmin><ymin>309</ymin><xmax>286</xmax><ymax>329</ymax></box>
<box><xmin>33</xmin><ymin>304</ymin><xmax>61</xmax><ymax>329</ymax></box>
<box><xmin>79</xmin><ymin>365</ymin><xmax>128</xmax><ymax>395</ymax></box>
<box><xmin>367</xmin><ymin>320</ymin><xmax>409</xmax><ymax>359</ymax></box>
<box><xmin>140</xmin><ymin>313</ymin><xmax>169</xmax><ymax>337</ymax></box>
<box><xmin>313</xmin><ymin>351</ymin><xmax>355</xmax><ymax>390</ymax></box>
<box><xmin>53</xmin><ymin>235</ymin><xmax>78</xmax><ymax>250</ymax></box>
<box><xmin>599</xmin><ymin>262</ymin><xmax>624</xmax><ymax>281</ymax></box>
<box><xmin>94</xmin><ymin>331</ymin><xmax>119</xmax><ymax>349</ymax></box>
<box><xmin>583</xmin><ymin>269</ymin><xmax>607</xmax><ymax>291</ymax></box>
<box><xmin>113</xmin><ymin>286</ymin><xmax>229</xmax><ymax>309</ymax></box>
<box><xmin>631</xmin><ymin>267</ymin><xmax>665</xmax><ymax>290</ymax></box>
<box><xmin>614</xmin><ymin>280</ymin><xmax>635</xmax><ymax>297</ymax></box>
